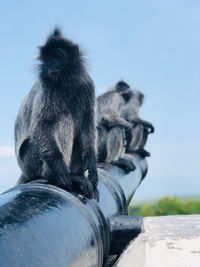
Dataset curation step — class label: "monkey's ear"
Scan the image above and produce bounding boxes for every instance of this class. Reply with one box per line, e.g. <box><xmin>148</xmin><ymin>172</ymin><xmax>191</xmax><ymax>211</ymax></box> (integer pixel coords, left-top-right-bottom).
<box><xmin>139</xmin><ymin>93</ymin><xmax>144</xmax><ymax>106</ymax></box>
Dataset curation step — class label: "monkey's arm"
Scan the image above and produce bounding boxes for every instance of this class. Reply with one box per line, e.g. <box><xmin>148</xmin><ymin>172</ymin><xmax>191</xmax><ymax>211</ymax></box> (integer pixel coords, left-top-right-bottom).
<box><xmin>101</xmin><ymin>116</ymin><xmax>132</xmax><ymax>130</ymax></box>
<box><xmin>129</xmin><ymin>118</ymin><xmax>154</xmax><ymax>133</ymax></box>
<box><xmin>137</xmin><ymin>118</ymin><xmax>154</xmax><ymax>133</ymax></box>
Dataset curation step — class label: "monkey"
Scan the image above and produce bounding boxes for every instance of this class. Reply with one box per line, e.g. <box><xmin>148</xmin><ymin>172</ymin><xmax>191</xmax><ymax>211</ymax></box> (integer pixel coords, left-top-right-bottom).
<box><xmin>15</xmin><ymin>28</ymin><xmax>98</xmax><ymax>198</ymax></box>
<box><xmin>120</xmin><ymin>87</ymin><xmax>154</xmax><ymax>157</ymax></box>
<box><xmin>96</xmin><ymin>81</ymin><xmax>135</xmax><ymax>172</ymax></box>
<box><xmin>103</xmin><ymin>81</ymin><xmax>154</xmax><ymax>156</ymax></box>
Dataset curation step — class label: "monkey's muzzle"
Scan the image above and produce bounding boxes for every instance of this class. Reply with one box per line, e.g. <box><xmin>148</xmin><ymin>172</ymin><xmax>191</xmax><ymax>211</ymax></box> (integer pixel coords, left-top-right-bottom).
<box><xmin>48</xmin><ymin>69</ymin><xmax>61</xmax><ymax>73</ymax></box>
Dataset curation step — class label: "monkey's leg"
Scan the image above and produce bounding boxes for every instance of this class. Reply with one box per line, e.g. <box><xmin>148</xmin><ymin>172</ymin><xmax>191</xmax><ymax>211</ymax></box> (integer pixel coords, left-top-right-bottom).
<box><xmin>83</xmin><ymin>150</ymin><xmax>98</xmax><ymax>188</ymax></box>
<box><xmin>126</xmin><ymin>124</ymin><xmax>150</xmax><ymax>157</ymax></box>
<box><xmin>19</xmin><ymin>148</ymin><xmax>72</xmax><ymax>190</ymax></box>
<box><xmin>139</xmin><ymin>127</ymin><xmax>148</xmax><ymax>148</ymax></box>
<box><xmin>105</xmin><ymin>127</ymin><xmax>125</xmax><ymax>163</ymax></box>
<box><xmin>44</xmin><ymin>114</ymin><xmax>75</xmax><ymax>191</ymax></box>
<box><xmin>127</xmin><ymin>124</ymin><xmax>143</xmax><ymax>153</ymax></box>
<box><xmin>45</xmin><ymin>155</ymin><xmax>72</xmax><ymax>190</ymax></box>
<box><xmin>124</xmin><ymin>126</ymin><xmax>132</xmax><ymax>149</ymax></box>
<box><xmin>135</xmin><ymin>147</ymin><xmax>151</xmax><ymax>158</ymax></box>
<box><xmin>113</xmin><ymin>158</ymin><xmax>136</xmax><ymax>173</ymax></box>
<box><xmin>70</xmin><ymin>138</ymin><xmax>97</xmax><ymax>199</ymax></box>
<box><xmin>81</xmin><ymin>112</ymin><xmax>98</xmax><ymax>189</ymax></box>
<box><xmin>106</xmin><ymin>127</ymin><xmax>135</xmax><ymax>173</ymax></box>
<box><xmin>103</xmin><ymin>117</ymin><xmax>133</xmax><ymax>150</ymax></box>
<box><xmin>96</xmin><ymin>124</ymin><xmax>108</xmax><ymax>163</ymax></box>
<box><xmin>17</xmin><ymin>133</ymin><xmax>73</xmax><ymax>191</ymax></box>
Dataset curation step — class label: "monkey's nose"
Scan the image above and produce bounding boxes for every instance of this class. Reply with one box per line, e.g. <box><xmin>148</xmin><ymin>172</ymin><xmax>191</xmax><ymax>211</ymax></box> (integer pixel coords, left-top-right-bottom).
<box><xmin>48</xmin><ymin>69</ymin><xmax>61</xmax><ymax>74</ymax></box>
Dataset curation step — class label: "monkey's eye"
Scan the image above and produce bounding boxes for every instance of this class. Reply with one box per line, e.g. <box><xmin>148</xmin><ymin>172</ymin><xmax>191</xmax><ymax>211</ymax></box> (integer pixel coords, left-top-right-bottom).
<box><xmin>54</xmin><ymin>48</ymin><xmax>67</xmax><ymax>58</ymax></box>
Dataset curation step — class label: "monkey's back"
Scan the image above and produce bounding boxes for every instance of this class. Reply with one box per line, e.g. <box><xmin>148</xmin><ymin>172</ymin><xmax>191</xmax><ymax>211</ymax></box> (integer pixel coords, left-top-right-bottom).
<box><xmin>15</xmin><ymin>76</ymin><xmax>94</xmax><ymax>166</ymax></box>
<box><xmin>96</xmin><ymin>91</ymin><xmax>124</xmax><ymax>124</ymax></box>
<box><xmin>15</xmin><ymin>81</ymin><xmax>40</xmax><ymax>159</ymax></box>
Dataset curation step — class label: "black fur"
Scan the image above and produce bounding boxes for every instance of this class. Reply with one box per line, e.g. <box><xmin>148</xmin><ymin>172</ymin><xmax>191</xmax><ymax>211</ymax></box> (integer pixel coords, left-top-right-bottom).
<box><xmin>115</xmin><ymin>80</ymin><xmax>130</xmax><ymax>93</ymax></box>
<box><xmin>15</xmin><ymin>28</ymin><xmax>98</xmax><ymax>198</ymax></box>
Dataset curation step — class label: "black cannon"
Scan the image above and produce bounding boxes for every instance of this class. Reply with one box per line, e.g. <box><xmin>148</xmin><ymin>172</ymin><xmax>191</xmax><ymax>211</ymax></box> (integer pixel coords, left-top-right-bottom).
<box><xmin>0</xmin><ymin>154</ymin><xmax>147</xmax><ymax>267</ymax></box>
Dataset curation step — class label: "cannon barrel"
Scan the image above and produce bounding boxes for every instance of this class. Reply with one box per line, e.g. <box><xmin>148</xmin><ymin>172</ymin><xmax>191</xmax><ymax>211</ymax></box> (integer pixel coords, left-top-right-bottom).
<box><xmin>0</xmin><ymin>154</ymin><xmax>147</xmax><ymax>267</ymax></box>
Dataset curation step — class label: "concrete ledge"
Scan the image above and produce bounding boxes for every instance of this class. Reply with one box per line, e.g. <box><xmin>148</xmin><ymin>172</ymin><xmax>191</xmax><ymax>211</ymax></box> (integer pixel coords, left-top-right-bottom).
<box><xmin>116</xmin><ymin>215</ymin><xmax>200</xmax><ymax>267</ymax></box>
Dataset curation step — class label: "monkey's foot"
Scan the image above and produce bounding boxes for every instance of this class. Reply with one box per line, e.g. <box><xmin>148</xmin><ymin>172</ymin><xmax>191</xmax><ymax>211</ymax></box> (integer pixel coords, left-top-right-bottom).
<box><xmin>45</xmin><ymin>157</ymin><xmax>72</xmax><ymax>190</ymax></box>
<box><xmin>88</xmin><ymin>170</ymin><xmax>99</xmax><ymax>190</ymax></box>
<box><xmin>135</xmin><ymin>148</ymin><xmax>150</xmax><ymax>158</ymax></box>
<box><xmin>70</xmin><ymin>174</ymin><xmax>95</xmax><ymax>199</ymax></box>
<box><xmin>113</xmin><ymin>158</ymin><xmax>136</xmax><ymax>173</ymax></box>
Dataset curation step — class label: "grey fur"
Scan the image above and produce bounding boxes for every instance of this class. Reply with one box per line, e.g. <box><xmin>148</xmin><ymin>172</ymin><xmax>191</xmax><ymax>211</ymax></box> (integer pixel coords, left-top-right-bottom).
<box><xmin>96</xmin><ymin>91</ymin><xmax>132</xmax><ymax>130</ymax></box>
<box><xmin>120</xmin><ymin>88</ymin><xmax>154</xmax><ymax>156</ymax></box>
<box><xmin>96</xmin><ymin>86</ymin><xmax>135</xmax><ymax>172</ymax></box>
<box><xmin>15</xmin><ymin>29</ymin><xmax>98</xmax><ymax>198</ymax></box>
<box><xmin>120</xmin><ymin>89</ymin><xmax>144</xmax><ymax>123</ymax></box>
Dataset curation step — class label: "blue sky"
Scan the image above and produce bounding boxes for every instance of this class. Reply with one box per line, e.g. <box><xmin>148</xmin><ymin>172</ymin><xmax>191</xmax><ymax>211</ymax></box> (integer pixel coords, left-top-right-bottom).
<box><xmin>0</xmin><ymin>0</ymin><xmax>199</xmax><ymax>199</ymax></box>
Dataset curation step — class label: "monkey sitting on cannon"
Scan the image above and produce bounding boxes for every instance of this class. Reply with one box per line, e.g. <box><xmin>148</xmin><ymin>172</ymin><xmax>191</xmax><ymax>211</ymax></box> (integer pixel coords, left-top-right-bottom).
<box><xmin>15</xmin><ymin>28</ymin><xmax>98</xmax><ymax>199</ymax></box>
<box><xmin>96</xmin><ymin>81</ymin><xmax>135</xmax><ymax>172</ymax></box>
<box><xmin>119</xmin><ymin>84</ymin><xmax>154</xmax><ymax>157</ymax></box>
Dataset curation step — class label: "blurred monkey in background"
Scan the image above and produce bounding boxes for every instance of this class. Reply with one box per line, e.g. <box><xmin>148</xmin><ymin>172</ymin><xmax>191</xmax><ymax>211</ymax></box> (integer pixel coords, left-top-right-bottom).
<box><xmin>120</xmin><ymin>87</ymin><xmax>154</xmax><ymax>157</ymax></box>
<box><xmin>96</xmin><ymin>81</ymin><xmax>135</xmax><ymax>172</ymax></box>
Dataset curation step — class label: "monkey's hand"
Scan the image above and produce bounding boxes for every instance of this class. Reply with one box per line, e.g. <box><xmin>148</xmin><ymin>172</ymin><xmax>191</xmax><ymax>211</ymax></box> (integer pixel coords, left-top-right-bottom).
<box><xmin>147</xmin><ymin>124</ymin><xmax>154</xmax><ymax>134</ymax></box>
<box><xmin>70</xmin><ymin>174</ymin><xmax>95</xmax><ymax>199</ymax></box>
<box><xmin>138</xmin><ymin>119</ymin><xmax>155</xmax><ymax>134</ymax></box>
<box><xmin>46</xmin><ymin>157</ymin><xmax>72</xmax><ymax>190</ymax></box>
<box><xmin>143</xmin><ymin>123</ymin><xmax>154</xmax><ymax>134</ymax></box>
<box><xmin>83</xmin><ymin>152</ymin><xmax>98</xmax><ymax>189</ymax></box>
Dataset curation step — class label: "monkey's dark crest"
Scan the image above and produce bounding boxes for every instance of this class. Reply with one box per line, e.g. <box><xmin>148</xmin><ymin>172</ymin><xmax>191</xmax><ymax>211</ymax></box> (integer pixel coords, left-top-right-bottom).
<box><xmin>115</xmin><ymin>80</ymin><xmax>130</xmax><ymax>93</ymax></box>
<box><xmin>15</xmin><ymin>28</ymin><xmax>98</xmax><ymax>198</ymax></box>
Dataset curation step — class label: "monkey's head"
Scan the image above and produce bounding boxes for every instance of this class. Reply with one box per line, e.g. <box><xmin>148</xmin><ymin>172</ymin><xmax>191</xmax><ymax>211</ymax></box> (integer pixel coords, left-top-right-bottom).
<box><xmin>131</xmin><ymin>89</ymin><xmax>144</xmax><ymax>106</ymax></box>
<box><xmin>39</xmin><ymin>28</ymin><xmax>82</xmax><ymax>83</ymax></box>
<box><xmin>115</xmin><ymin>80</ymin><xmax>134</xmax><ymax>103</ymax></box>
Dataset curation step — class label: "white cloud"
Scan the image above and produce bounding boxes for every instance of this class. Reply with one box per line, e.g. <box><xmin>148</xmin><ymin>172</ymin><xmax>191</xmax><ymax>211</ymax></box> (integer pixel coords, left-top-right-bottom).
<box><xmin>0</xmin><ymin>146</ymin><xmax>15</xmax><ymax>157</ymax></box>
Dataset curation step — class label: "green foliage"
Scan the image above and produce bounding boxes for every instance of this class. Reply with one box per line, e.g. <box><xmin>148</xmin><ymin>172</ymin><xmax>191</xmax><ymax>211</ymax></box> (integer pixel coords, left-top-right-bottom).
<box><xmin>128</xmin><ymin>196</ymin><xmax>200</xmax><ymax>217</ymax></box>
